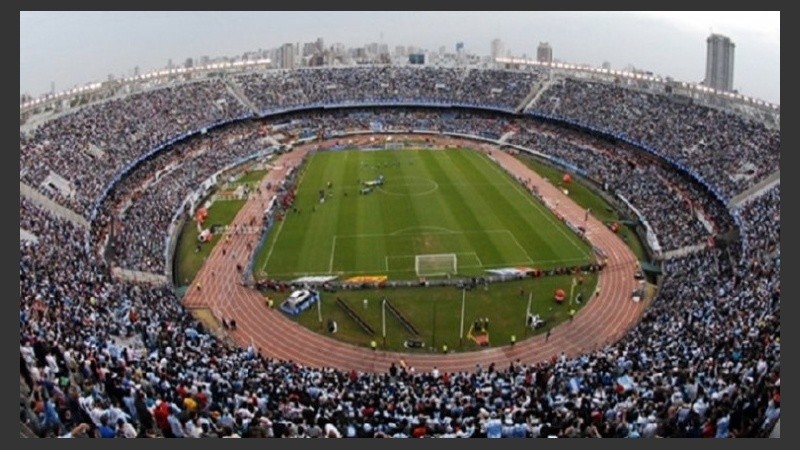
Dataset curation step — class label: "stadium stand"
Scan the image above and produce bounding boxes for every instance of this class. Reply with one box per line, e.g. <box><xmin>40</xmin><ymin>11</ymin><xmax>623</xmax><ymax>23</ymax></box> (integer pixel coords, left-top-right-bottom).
<box><xmin>20</xmin><ymin>66</ymin><xmax>778</xmax><ymax>438</ymax></box>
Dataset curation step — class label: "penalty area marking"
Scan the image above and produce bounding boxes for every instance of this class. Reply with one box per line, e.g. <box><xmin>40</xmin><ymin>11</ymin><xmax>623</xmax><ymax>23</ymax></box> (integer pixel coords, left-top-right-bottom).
<box><xmin>385</xmin><ymin>252</ymin><xmax>483</xmax><ymax>272</ymax></box>
<box><xmin>330</xmin><ymin>229</ymin><xmax>536</xmax><ymax>272</ymax></box>
<box><xmin>477</xmin><ymin>151</ymin><xmax>592</xmax><ymax>260</ymax></box>
<box><xmin>390</xmin><ymin>226</ymin><xmax>459</xmax><ymax>236</ymax></box>
<box><xmin>501</xmin><ymin>229</ymin><xmax>535</xmax><ymax>265</ymax></box>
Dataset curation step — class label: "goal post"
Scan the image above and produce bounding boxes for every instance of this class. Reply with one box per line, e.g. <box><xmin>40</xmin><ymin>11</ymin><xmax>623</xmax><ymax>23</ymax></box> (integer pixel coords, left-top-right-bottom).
<box><xmin>415</xmin><ymin>253</ymin><xmax>458</xmax><ymax>277</ymax></box>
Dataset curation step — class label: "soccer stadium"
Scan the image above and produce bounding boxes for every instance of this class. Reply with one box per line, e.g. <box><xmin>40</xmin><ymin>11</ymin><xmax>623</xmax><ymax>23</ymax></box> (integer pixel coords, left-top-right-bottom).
<box><xmin>20</xmin><ymin>29</ymin><xmax>779</xmax><ymax>438</ymax></box>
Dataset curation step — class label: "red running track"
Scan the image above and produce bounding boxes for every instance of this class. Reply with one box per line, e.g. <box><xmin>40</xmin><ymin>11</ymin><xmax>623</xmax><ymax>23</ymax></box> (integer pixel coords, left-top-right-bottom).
<box><xmin>183</xmin><ymin>137</ymin><xmax>646</xmax><ymax>373</ymax></box>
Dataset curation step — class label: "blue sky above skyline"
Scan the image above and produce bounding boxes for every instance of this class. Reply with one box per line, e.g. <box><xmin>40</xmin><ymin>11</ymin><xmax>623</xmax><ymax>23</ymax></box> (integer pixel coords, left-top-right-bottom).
<box><xmin>20</xmin><ymin>11</ymin><xmax>779</xmax><ymax>104</ymax></box>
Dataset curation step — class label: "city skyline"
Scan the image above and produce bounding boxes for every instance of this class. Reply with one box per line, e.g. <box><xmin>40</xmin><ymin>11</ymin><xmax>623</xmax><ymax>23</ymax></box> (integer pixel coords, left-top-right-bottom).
<box><xmin>20</xmin><ymin>11</ymin><xmax>780</xmax><ymax>104</ymax></box>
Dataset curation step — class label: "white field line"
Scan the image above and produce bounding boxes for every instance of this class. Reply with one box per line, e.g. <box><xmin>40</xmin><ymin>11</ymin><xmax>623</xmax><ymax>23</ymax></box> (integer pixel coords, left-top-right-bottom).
<box><xmin>328</xmin><ymin>235</ymin><xmax>337</xmax><ymax>273</ymax></box>
<box><xmin>500</xmin><ymin>229</ymin><xmax>535</xmax><ymax>264</ymax></box>
<box><xmin>261</xmin><ymin>218</ymin><xmax>285</xmax><ymax>273</ymax></box>
<box><xmin>390</xmin><ymin>226</ymin><xmax>458</xmax><ymax>235</ymax></box>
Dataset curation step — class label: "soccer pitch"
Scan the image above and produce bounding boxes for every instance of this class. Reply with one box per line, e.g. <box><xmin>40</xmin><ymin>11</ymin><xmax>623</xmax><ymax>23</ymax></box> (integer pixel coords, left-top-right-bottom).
<box><xmin>254</xmin><ymin>148</ymin><xmax>593</xmax><ymax>280</ymax></box>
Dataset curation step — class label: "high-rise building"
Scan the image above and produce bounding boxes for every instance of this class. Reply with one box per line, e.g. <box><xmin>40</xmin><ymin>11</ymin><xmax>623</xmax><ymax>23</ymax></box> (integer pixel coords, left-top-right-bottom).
<box><xmin>302</xmin><ymin>42</ymin><xmax>318</xmax><ymax>57</ymax></box>
<box><xmin>490</xmin><ymin>38</ymin><xmax>505</xmax><ymax>60</ymax></box>
<box><xmin>455</xmin><ymin>42</ymin><xmax>466</xmax><ymax>65</ymax></box>
<box><xmin>280</xmin><ymin>43</ymin><xmax>296</xmax><ymax>69</ymax></box>
<box><xmin>704</xmin><ymin>34</ymin><xmax>735</xmax><ymax>91</ymax></box>
<box><xmin>537</xmin><ymin>42</ymin><xmax>553</xmax><ymax>63</ymax></box>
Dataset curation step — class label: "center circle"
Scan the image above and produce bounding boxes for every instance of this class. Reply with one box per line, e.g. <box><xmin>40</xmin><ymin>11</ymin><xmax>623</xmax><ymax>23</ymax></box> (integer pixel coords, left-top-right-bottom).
<box><xmin>378</xmin><ymin>176</ymin><xmax>439</xmax><ymax>196</ymax></box>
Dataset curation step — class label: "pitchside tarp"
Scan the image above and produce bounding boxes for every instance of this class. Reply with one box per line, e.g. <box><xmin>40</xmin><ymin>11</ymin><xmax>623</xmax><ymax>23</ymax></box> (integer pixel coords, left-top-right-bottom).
<box><xmin>290</xmin><ymin>276</ymin><xmax>338</xmax><ymax>284</ymax></box>
<box><xmin>344</xmin><ymin>275</ymin><xmax>387</xmax><ymax>284</ymax></box>
<box><xmin>486</xmin><ymin>268</ymin><xmax>528</xmax><ymax>277</ymax></box>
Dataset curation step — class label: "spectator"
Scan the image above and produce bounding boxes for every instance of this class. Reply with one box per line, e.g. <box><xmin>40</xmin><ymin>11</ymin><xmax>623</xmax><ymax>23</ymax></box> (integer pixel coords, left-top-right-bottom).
<box><xmin>18</xmin><ymin>68</ymin><xmax>779</xmax><ymax>439</ymax></box>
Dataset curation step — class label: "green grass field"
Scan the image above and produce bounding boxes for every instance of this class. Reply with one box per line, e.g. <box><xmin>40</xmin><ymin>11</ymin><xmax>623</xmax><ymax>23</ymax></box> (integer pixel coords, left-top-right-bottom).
<box><xmin>173</xmin><ymin>199</ymin><xmax>247</xmax><ymax>286</ymax></box>
<box><xmin>253</xmin><ymin>149</ymin><xmax>593</xmax><ymax>280</ymax></box>
<box><xmin>289</xmin><ymin>273</ymin><xmax>597</xmax><ymax>352</ymax></box>
<box><xmin>173</xmin><ymin>167</ymin><xmax>268</xmax><ymax>289</ymax></box>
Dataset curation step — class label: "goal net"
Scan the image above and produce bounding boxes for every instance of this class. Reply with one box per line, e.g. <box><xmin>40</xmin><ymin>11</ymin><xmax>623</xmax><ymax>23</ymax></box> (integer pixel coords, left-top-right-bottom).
<box><xmin>415</xmin><ymin>253</ymin><xmax>457</xmax><ymax>277</ymax></box>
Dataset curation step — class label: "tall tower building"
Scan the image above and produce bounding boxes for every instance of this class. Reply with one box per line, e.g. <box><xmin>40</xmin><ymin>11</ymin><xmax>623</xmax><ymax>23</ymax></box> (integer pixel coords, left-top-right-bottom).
<box><xmin>490</xmin><ymin>38</ymin><xmax>505</xmax><ymax>60</ymax></box>
<box><xmin>280</xmin><ymin>43</ymin><xmax>296</xmax><ymax>69</ymax></box>
<box><xmin>455</xmin><ymin>42</ymin><xmax>466</xmax><ymax>65</ymax></box>
<box><xmin>704</xmin><ymin>34</ymin><xmax>735</xmax><ymax>91</ymax></box>
<box><xmin>537</xmin><ymin>42</ymin><xmax>553</xmax><ymax>63</ymax></box>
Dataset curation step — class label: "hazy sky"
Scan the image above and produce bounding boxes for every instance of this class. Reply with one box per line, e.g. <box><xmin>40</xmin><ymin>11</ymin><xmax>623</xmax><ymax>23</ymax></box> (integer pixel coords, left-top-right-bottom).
<box><xmin>20</xmin><ymin>11</ymin><xmax>780</xmax><ymax>104</ymax></box>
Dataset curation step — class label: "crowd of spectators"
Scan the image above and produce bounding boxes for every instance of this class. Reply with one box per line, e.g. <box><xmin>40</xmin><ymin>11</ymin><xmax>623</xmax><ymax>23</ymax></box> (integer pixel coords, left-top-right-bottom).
<box><xmin>99</xmin><ymin>123</ymin><xmax>270</xmax><ymax>274</ymax></box>
<box><xmin>234</xmin><ymin>67</ymin><xmax>541</xmax><ymax>114</ymax></box>
<box><xmin>615</xmin><ymin>166</ymin><xmax>709</xmax><ymax>249</ymax></box>
<box><xmin>735</xmin><ymin>185</ymin><xmax>780</xmax><ymax>268</ymax></box>
<box><xmin>20</xmin><ymin>69</ymin><xmax>778</xmax><ymax>227</ymax></box>
<box><xmin>511</xmin><ymin>131</ymin><xmax>692</xmax><ymax>249</ymax></box>
<box><xmin>299</xmin><ymin>108</ymin><xmax>515</xmax><ymax>141</ymax></box>
<box><xmin>98</xmin><ymin>106</ymin><xmax>739</xmax><ymax>258</ymax></box>
<box><xmin>529</xmin><ymin>78</ymin><xmax>779</xmax><ymax>200</ymax></box>
<box><xmin>20</xmin><ymin>80</ymin><xmax>250</xmax><ymax>217</ymax></box>
<box><xmin>19</xmin><ymin>181</ymin><xmax>780</xmax><ymax>438</ymax></box>
<box><xmin>234</xmin><ymin>71</ymin><xmax>309</xmax><ymax>112</ymax></box>
<box><xmin>19</xmin><ymin>70</ymin><xmax>780</xmax><ymax>438</ymax></box>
